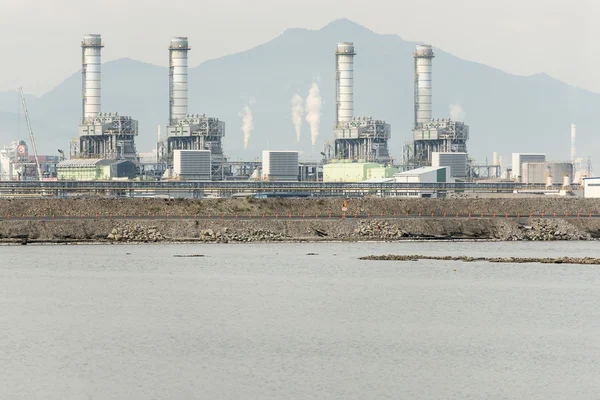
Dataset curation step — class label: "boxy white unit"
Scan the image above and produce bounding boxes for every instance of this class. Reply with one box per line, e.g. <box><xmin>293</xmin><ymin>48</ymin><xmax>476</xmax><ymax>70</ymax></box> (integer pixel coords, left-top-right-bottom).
<box><xmin>431</xmin><ymin>152</ymin><xmax>467</xmax><ymax>178</ymax></box>
<box><xmin>262</xmin><ymin>151</ymin><xmax>299</xmax><ymax>181</ymax></box>
<box><xmin>511</xmin><ymin>153</ymin><xmax>546</xmax><ymax>181</ymax></box>
<box><xmin>583</xmin><ymin>177</ymin><xmax>600</xmax><ymax>198</ymax></box>
<box><xmin>521</xmin><ymin>162</ymin><xmax>547</xmax><ymax>184</ymax></box>
<box><xmin>174</xmin><ymin>150</ymin><xmax>211</xmax><ymax>180</ymax></box>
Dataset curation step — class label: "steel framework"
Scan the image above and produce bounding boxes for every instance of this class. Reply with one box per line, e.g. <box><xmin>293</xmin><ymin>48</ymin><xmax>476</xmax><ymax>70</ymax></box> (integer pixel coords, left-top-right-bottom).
<box><xmin>167</xmin><ymin>114</ymin><xmax>227</xmax><ymax>179</ymax></box>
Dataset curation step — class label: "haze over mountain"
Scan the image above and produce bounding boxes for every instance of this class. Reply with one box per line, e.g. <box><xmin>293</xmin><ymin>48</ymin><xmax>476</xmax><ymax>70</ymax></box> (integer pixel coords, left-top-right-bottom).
<box><xmin>0</xmin><ymin>19</ymin><xmax>597</xmax><ymax>166</ymax></box>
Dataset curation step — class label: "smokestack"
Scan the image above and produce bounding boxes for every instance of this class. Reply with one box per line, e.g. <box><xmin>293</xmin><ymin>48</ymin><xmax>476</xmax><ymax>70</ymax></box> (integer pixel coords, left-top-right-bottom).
<box><xmin>414</xmin><ymin>44</ymin><xmax>434</xmax><ymax>128</ymax></box>
<box><xmin>169</xmin><ymin>37</ymin><xmax>190</xmax><ymax>125</ymax></box>
<box><xmin>571</xmin><ymin>123</ymin><xmax>576</xmax><ymax>162</ymax></box>
<box><xmin>335</xmin><ymin>42</ymin><xmax>355</xmax><ymax>128</ymax></box>
<box><xmin>81</xmin><ymin>34</ymin><xmax>103</xmax><ymax>124</ymax></box>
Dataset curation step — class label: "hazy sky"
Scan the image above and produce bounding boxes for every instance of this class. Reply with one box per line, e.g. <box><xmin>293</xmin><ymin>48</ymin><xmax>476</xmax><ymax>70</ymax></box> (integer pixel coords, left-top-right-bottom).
<box><xmin>2</xmin><ymin>0</ymin><xmax>597</xmax><ymax>96</ymax></box>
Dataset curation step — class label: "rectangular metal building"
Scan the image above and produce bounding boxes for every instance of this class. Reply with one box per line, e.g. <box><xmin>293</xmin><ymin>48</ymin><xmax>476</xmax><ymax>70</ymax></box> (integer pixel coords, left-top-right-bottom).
<box><xmin>262</xmin><ymin>151</ymin><xmax>299</xmax><ymax>181</ymax></box>
<box><xmin>584</xmin><ymin>177</ymin><xmax>600</xmax><ymax>198</ymax></box>
<box><xmin>174</xmin><ymin>150</ymin><xmax>211</xmax><ymax>181</ymax></box>
<box><xmin>521</xmin><ymin>162</ymin><xmax>547</xmax><ymax>184</ymax></box>
<box><xmin>511</xmin><ymin>153</ymin><xmax>546</xmax><ymax>181</ymax></box>
<box><xmin>431</xmin><ymin>152</ymin><xmax>467</xmax><ymax>178</ymax></box>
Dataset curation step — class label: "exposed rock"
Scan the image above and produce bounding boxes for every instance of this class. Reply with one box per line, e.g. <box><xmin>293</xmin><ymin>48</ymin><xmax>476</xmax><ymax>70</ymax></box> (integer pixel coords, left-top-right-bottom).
<box><xmin>360</xmin><ymin>254</ymin><xmax>600</xmax><ymax>265</ymax></box>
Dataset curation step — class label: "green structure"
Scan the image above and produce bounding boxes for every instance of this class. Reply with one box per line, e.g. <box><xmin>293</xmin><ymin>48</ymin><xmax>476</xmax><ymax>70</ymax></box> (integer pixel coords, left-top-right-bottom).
<box><xmin>323</xmin><ymin>161</ymin><xmax>397</xmax><ymax>182</ymax></box>
<box><xmin>57</xmin><ymin>159</ymin><xmax>136</xmax><ymax>181</ymax></box>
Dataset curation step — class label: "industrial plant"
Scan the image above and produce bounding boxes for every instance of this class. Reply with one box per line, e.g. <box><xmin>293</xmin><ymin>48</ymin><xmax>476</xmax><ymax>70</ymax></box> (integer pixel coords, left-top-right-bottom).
<box><xmin>73</xmin><ymin>34</ymin><xmax>138</xmax><ymax>161</ymax></box>
<box><xmin>0</xmin><ymin>33</ymin><xmax>596</xmax><ymax>198</ymax></box>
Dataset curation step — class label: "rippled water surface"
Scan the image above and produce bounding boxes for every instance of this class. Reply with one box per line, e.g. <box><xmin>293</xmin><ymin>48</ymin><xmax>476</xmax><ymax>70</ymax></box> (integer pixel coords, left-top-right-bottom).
<box><xmin>2</xmin><ymin>241</ymin><xmax>600</xmax><ymax>399</ymax></box>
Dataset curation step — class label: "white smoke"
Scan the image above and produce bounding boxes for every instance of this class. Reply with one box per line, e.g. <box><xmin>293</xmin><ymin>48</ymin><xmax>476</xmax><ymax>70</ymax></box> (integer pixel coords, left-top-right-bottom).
<box><xmin>239</xmin><ymin>102</ymin><xmax>254</xmax><ymax>150</ymax></box>
<box><xmin>291</xmin><ymin>94</ymin><xmax>305</xmax><ymax>143</ymax></box>
<box><xmin>305</xmin><ymin>83</ymin><xmax>322</xmax><ymax>148</ymax></box>
<box><xmin>449</xmin><ymin>104</ymin><xmax>465</xmax><ymax>121</ymax></box>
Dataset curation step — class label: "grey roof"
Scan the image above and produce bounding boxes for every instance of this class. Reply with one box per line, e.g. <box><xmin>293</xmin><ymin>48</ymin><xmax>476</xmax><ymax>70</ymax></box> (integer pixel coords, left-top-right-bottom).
<box><xmin>57</xmin><ymin>159</ymin><xmax>103</xmax><ymax>167</ymax></box>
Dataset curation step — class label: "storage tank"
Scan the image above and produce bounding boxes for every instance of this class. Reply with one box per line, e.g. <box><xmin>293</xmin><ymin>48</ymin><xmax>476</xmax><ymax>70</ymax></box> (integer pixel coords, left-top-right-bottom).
<box><xmin>547</xmin><ymin>162</ymin><xmax>574</xmax><ymax>185</ymax></box>
<box><xmin>262</xmin><ymin>151</ymin><xmax>299</xmax><ymax>181</ymax></box>
<box><xmin>174</xmin><ymin>150</ymin><xmax>211</xmax><ymax>181</ymax></box>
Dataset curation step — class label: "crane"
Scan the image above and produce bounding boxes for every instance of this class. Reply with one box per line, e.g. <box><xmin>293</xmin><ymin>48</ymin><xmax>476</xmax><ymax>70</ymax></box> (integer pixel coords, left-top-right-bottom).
<box><xmin>18</xmin><ymin>87</ymin><xmax>42</xmax><ymax>180</ymax></box>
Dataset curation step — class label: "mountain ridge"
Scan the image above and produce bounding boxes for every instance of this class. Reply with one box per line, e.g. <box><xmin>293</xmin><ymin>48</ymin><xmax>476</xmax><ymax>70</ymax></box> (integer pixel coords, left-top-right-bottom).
<box><xmin>0</xmin><ymin>18</ymin><xmax>597</xmax><ymax>166</ymax></box>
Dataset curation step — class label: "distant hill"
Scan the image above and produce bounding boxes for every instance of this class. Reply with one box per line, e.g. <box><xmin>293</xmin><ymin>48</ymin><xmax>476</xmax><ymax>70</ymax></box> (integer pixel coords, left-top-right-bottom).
<box><xmin>0</xmin><ymin>18</ymin><xmax>598</xmax><ymax>166</ymax></box>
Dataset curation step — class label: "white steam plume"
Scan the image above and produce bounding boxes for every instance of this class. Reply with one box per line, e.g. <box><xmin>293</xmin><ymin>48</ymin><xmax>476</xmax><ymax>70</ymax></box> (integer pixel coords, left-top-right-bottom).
<box><xmin>291</xmin><ymin>94</ymin><xmax>304</xmax><ymax>143</ymax></box>
<box><xmin>449</xmin><ymin>104</ymin><xmax>465</xmax><ymax>121</ymax></box>
<box><xmin>305</xmin><ymin>83</ymin><xmax>322</xmax><ymax>148</ymax></box>
<box><xmin>239</xmin><ymin>103</ymin><xmax>254</xmax><ymax>150</ymax></box>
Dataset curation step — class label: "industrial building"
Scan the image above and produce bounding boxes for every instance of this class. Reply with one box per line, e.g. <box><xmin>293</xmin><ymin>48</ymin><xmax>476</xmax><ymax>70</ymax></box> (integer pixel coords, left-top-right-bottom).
<box><xmin>74</xmin><ymin>34</ymin><xmax>138</xmax><ymax>160</ymax></box>
<box><xmin>324</xmin><ymin>161</ymin><xmax>393</xmax><ymax>182</ymax></box>
<box><xmin>173</xmin><ymin>150</ymin><xmax>211</xmax><ymax>181</ymax></box>
<box><xmin>511</xmin><ymin>153</ymin><xmax>546</xmax><ymax>181</ymax></box>
<box><xmin>1</xmin><ymin>140</ymin><xmax>59</xmax><ymax>181</ymax></box>
<box><xmin>393</xmin><ymin>166</ymin><xmax>453</xmax><ymax>197</ymax></box>
<box><xmin>405</xmin><ymin>45</ymin><xmax>470</xmax><ymax>167</ymax></box>
<box><xmin>262</xmin><ymin>151</ymin><xmax>299</xmax><ymax>181</ymax></box>
<box><xmin>57</xmin><ymin>159</ymin><xmax>136</xmax><ymax>181</ymax></box>
<box><xmin>332</xmin><ymin>42</ymin><xmax>391</xmax><ymax>164</ymax></box>
<box><xmin>164</xmin><ymin>37</ymin><xmax>227</xmax><ymax>179</ymax></box>
<box><xmin>520</xmin><ymin>161</ymin><xmax>574</xmax><ymax>185</ymax></box>
<box><xmin>583</xmin><ymin>177</ymin><xmax>600</xmax><ymax>198</ymax></box>
<box><xmin>432</xmin><ymin>152</ymin><xmax>467</xmax><ymax>178</ymax></box>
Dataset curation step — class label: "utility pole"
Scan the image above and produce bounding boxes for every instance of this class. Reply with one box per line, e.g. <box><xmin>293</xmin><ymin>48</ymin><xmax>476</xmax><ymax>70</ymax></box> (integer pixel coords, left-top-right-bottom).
<box><xmin>19</xmin><ymin>88</ymin><xmax>42</xmax><ymax>180</ymax></box>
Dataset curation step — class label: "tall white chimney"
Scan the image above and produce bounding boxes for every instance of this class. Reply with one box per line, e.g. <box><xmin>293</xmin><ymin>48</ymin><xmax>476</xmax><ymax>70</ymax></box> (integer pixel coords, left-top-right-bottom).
<box><xmin>414</xmin><ymin>44</ymin><xmax>434</xmax><ymax>128</ymax></box>
<box><xmin>571</xmin><ymin>123</ymin><xmax>576</xmax><ymax>163</ymax></box>
<box><xmin>169</xmin><ymin>37</ymin><xmax>190</xmax><ymax>125</ymax></box>
<box><xmin>81</xmin><ymin>34</ymin><xmax>103</xmax><ymax>123</ymax></box>
<box><xmin>335</xmin><ymin>42</ymin><xmax>355</xmax><ymax>128</ymax></box>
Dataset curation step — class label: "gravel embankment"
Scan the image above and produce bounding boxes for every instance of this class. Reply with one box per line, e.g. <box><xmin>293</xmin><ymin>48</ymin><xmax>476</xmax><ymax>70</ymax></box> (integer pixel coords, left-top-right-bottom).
<box><xmin>1</xmin><ymin>198</ymin><xmax>599</xmax><ymax>243</ymax></box>
<box><xmin>1</xmin><ymin>197</ymin><xmax>600</xmax><ymax>217</ymax></box>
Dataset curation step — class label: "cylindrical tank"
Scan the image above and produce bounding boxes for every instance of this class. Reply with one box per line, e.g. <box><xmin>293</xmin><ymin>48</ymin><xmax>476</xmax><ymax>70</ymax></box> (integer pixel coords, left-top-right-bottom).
<box><xmin>548</xmin><ymin>162</ymin><xmax>574</xmax><ymax>185</ymax></box>
<box><xmin>81</xmin><ymin>34</ymin><xmax>103</xmax><ymax>123</ymax></box>
<box><xmin>335</xmin><ymin>42</ymin><xmax>355</xmax><ymax>127</ymax></box>
<box><xmin>563</xmin><ymin>175</ymin><xmax>571</xmax><ymax>187</ymax></box>
<box><xmin>414</xmin><ymin>44</ymin><xmax>434</xmax><ymax>127</ymax></box>
<box><xmin>169</xmin><ymin>37</ymin><xmax>190</xmax><ymax>125</ymax></box>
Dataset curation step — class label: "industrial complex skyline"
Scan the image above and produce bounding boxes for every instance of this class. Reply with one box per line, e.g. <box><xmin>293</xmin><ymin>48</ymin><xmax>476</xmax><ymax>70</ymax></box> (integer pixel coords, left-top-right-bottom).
<box><xmin>1</xmin><ymin>0</ymin><xmax>598</xmax><ymax>95</ymax></box>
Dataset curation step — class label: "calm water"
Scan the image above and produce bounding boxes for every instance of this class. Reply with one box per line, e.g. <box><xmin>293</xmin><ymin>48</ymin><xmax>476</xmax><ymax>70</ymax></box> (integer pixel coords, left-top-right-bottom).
<box><xmin>2</xmin><ymin>241</ymin><xmax>600</xmax><ymax>399</ymax></box>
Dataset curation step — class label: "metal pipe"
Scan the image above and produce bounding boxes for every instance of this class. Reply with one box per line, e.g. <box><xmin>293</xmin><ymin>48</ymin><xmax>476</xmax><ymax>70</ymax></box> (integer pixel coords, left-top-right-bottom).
<box><xmin>414</xmin><ymin>44</ymin><xmax>434</xmax><ymax>128</ymax></box>
<box><xmin>81</xmin><ymin>34</ymin><xmax>103</xmax><ymax>123</ymax></box>
<box><xmin>169</xmin><ymin>37</ymin><xmax>190</xmax><ymax>125</ymax></box>
<box><xmin>335</xmin><ymin>42</ymin><xmax>355</xmax><ymax>127</ymax></box>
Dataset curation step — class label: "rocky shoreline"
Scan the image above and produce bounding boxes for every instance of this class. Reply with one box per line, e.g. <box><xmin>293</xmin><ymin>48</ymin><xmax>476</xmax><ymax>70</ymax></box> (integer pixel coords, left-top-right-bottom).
<box><xmin>0</xmin><ymin>216</ymin><xmax>598</xmax><ymax>244</ymax></box>
<box><xmin>1</xmin><ymin>196</ymin><xmax>600</xmax><ymax>244</ymax></box>
<box><xmin>359</xmin><ymin>255</ymin><xmax>600</xmax><ymax>265</ymax></box>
